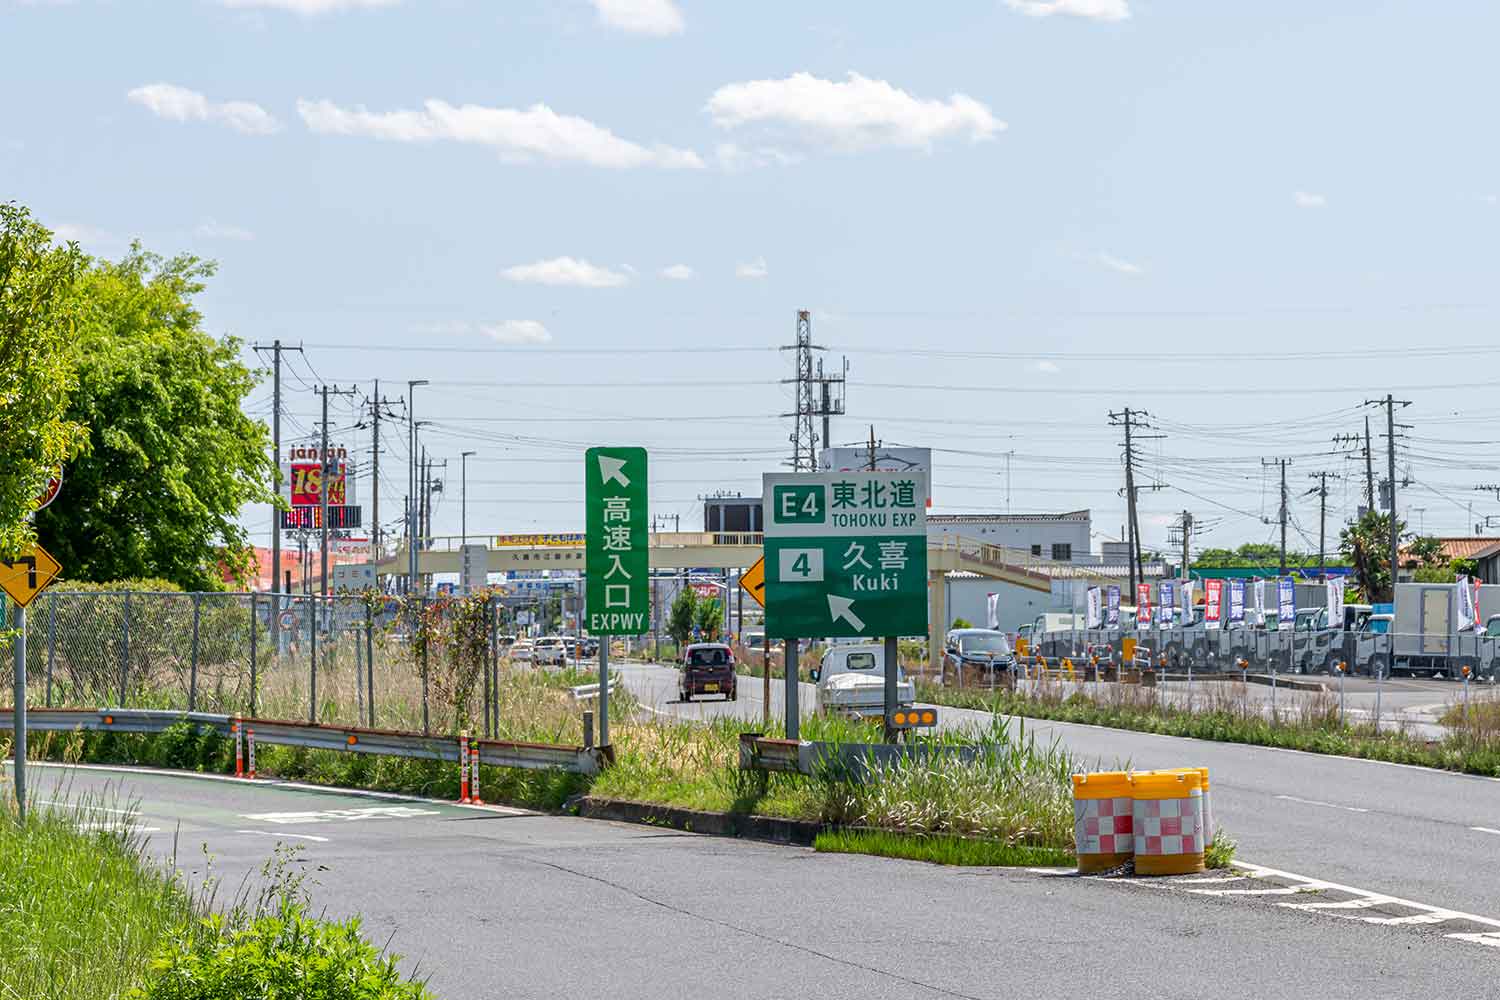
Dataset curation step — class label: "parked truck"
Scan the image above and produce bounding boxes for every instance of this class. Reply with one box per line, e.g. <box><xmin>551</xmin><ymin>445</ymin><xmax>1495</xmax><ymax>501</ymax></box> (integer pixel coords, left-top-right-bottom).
<box><xmin>1358</xmin><ymin>582</ymin><xmax>1500</xmax><ymax>679</ymax></box>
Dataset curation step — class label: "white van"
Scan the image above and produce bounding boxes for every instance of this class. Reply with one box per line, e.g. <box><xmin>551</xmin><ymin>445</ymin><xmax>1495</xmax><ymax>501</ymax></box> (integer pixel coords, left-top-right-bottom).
<box><xmin>811</xmin><ymin>643</ymin><xmax>915</xmax><ymax>717</ymax></box>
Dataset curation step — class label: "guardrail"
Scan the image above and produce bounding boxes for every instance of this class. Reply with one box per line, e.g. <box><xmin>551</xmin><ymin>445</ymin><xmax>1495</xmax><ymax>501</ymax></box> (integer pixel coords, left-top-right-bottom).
<box><xmin>569</xmin><ymin>672</ymin><xmax>623</xmax><ymax>702</ymax></box>
<box><xmin>0</xmin><ymin>707</ymin><xmax>602</xmax><ymax>775</ymax></box>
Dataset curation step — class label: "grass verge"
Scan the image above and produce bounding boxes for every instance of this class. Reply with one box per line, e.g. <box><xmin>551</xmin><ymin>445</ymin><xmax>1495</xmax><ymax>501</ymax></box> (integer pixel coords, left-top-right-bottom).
<box><xmin>918</xmin><ymin>680</ymin><xmax>1500</xmax><ymax>778</ymax></box>
<box><xmin>814</xmin><ymin>829</ymin><xmax>1074</xmax><ymax>867</ymax></box>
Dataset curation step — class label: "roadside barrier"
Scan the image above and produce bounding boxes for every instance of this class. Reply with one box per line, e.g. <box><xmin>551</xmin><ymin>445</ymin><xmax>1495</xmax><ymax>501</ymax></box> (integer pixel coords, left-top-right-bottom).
<box><xmin>1130</xmin><ymin>770</ymin><xmax>1206</xmax><ymax>876</ymax></box>
<box><xmin>233</xmin><ymin>719</ymin><xmax>243</xmax><ymax>778</ymax></box>
<box><xmin>1071</xmin><ymin>771</ymin><xmax>1134</xmax><ymax>873</ymax></box>
<box><xmin>459</xmin><ymin>730</ymin><xmax>472</xmax><ymax>803</ymax></box>
<box><xmin>469</xmin><ymin>735</ymin><xmax>483</xmax><ymax>805</ymax></box>
<box><xmin>247</xmin><ymin>724</ymin><xmax>257</xmax><ymax>780</ymax></box>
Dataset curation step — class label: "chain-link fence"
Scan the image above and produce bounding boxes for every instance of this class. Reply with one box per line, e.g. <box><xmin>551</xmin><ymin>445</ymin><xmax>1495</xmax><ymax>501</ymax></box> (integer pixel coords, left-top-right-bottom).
<box><xmin>0</xmin><ymin>592</ymin><xmax>516</xmax><ymax>738</ymax></box>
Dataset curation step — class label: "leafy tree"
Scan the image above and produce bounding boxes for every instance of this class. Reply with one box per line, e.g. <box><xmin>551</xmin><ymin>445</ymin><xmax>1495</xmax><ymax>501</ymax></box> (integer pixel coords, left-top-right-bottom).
<box><xmin>1340</xmin><ymin>511</ymin><xmax>1406</xmax><ymax>602</ymax></box>
<box><xmin>36</xmin><ymin>247</ymin><xmax>274</xmax><ymax>590</ymax></box>
<box><xmin>950</xmin><ymin>617</ymin><xmax>974</xmax><ymax>629</ymax></box>
<box><xmin>0</xmin><ymin>204</ymin><xmax>88</xmax><ymax>559</ymax></box>
<box><xmin>666</xmin><ymin>587</ymin><xmax>697</xmax><ymax>645</ymax></box>
<box><xmin>693</xmin><ymin>595</ymin><xmax>724</xmax><ymax>641</ymax></box>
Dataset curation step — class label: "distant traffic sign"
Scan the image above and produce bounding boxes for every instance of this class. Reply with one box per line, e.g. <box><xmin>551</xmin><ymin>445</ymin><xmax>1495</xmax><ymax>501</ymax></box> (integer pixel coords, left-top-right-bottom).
<box><xmin>585</xmin><ymin>447</ymin><xmax>649</xmax><ymax>635</ymax></box>
<box><xmin>761</xmin><ymin>471</ymin><xmax>928</xmax><ymax>640</ymax></box>
<box><xmin>0</xmin><ymin>543</ymin><xmax>61</xmax><ymax>607</ymax></box>
<box><xmin>35</xmin><ymin>468</ymin><xmax>62</xmax><ymax>512</ymax></box>
<box><xmin>739</xmin><ymin>555</ymin><xmax>766</xmax><ymax>608</ymax></box>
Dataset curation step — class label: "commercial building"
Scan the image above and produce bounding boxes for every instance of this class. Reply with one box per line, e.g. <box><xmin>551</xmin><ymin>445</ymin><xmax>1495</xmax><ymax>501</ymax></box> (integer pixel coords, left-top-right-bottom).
<box><xmin>926</xmin><ymin>510</ymin><xmax>1092</xmax><ymax>563</ymax></box>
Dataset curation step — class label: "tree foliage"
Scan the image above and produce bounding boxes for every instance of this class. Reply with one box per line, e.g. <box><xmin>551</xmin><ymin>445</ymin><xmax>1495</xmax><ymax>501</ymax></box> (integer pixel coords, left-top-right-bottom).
<box><xmin>0</xmin><ymin>204</ymin><xmax>88</xmax><ymax>559</ymax></box>
<box><xmin>693</xmin><ymin>595</ymin><xmax>724</xmax><ymax>641</ymax></box>
<box><xmin>667</xmin><ymin>587</ymin><xmax>697</xmax><ymax>645</ymax></box>
<box><xmin>35</xmin><ymin>247</ymin><xmax>274</xmax><ymax>590</ymax></box>
<box><xmin>1340</xmin><ymin>511</ymin><xmax>1406</xmax><ymax>602</ymax></box>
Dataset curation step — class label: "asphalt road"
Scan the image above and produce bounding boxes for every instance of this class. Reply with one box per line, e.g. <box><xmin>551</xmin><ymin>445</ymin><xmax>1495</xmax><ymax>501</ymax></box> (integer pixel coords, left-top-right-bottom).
<box><xmin>620</xmin><ymin>661</ymin><xmax>1500</xmax><ymax>923</ymax></box>
<box><xmin>10</xmin><ymin>761</ymin><xmax>1497</xmax><ymax>999</ymax></box>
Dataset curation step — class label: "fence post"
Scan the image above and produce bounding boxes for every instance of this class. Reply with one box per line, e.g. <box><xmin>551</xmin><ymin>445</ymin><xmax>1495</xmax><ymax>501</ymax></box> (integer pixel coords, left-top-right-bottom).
<box><xmin>485</xmin><ymin>597</ymin><xmax>497</xmax><ymax>738</ymax></box>
<box><xmin>189</xmin><ymin>592</ymin><xmax>202</xmax><ymax>712</ymax></box>
<box><xmin>420</xmin><ymin>596</ymin><xmax>430</xmax><ymax>736</ymax></box>
<box><xmin>46</xmin><ymin>591</ymin><xmax>56</xmax><ymax>708</ymax></box>
<box><xmin>120</xmin><ymin>592</ymin><xmax>132</xmax><ymax>706</ymax></box>
<box><xmin>309</xmin><ymin>595</ymin><xmax>318</xmax><ymax>724</ymax></box>
<box><xmin>355</xmin><ymin>615</ymin><xmax>365</xmax><ymax>726</ymax></box>
<box><xmin>249</xmin><ymin>593</ymin><xmax>258</xmax><ymax>718</ymax></box>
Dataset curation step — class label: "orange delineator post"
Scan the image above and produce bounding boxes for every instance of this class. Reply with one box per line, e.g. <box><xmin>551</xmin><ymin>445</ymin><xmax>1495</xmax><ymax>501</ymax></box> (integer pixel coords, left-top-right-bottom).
<box><xmin>469</xmin><ymin>737</ymin><xmax>484</xmax><ymax>805</ymax></box>
<box><xmin>458</xmin><ymin>730</ymin><xmax>472</xmax><ymax>804</ymax></box>
<box><xmin>233</xmin><ymin>719</ymin><xmax>244</xmax><ymax>779</ymax></box>
<box><xmin>246</xmin><ymin>726</ymin><xmax>257</xmax><ymax>780</ymax></box>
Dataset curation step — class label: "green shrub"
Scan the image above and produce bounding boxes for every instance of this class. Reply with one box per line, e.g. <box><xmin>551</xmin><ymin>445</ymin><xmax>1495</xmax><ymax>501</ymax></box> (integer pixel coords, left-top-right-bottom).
<box><xmin>129</xmin><ymin>901</ymin><xmax>431</xmax><ymax>1000</ymax></box>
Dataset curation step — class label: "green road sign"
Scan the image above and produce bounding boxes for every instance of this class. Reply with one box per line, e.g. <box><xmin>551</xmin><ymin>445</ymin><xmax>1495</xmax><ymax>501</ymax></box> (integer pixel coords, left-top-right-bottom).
<box><xmin>585</xmin><ymin>447</ymin><xmax>649</xmax><ymax>635</ymax></box>
<box><xmin>762</xmin><ymin>471</ymin><xmax>929</xmax><ymax>640</ymax></box>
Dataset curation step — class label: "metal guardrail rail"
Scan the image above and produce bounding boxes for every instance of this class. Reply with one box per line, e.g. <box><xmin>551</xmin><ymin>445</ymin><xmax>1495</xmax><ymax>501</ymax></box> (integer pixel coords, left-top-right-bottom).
<box><xmin>568</xmin><ymin>672</ymin><xmax>623</xmax><ymax>702</ymax></box>
<box><xmin>0</xmin><ymin>708</ymin><xmax>602</xmax><ymax>775</ymax></box>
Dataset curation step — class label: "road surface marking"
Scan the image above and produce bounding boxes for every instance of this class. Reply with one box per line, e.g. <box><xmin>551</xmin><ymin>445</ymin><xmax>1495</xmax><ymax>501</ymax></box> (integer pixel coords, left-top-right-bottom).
<box><xmin>1274</xmin><ymin>794</ymin><xmax>1369</xmax><ymax>813</ymax></box>
<box><xmin>1470</xmin><ymin>826</ymin><xmax>1500</xmax><ymax>836</ymax></box>
<box><xmin>234</xmin><ymin>829</ymin><xmax>330</xmax><ymax>843</ymax></box>
<box><xmin>242</xmin><ymin>805</ymin><xmax>439</xmax><ymax>825</ymax></box>
<box><xmin>35</xmin><ymin>799</ymin><xmax>138</xmax><ymax>815</ymax></box>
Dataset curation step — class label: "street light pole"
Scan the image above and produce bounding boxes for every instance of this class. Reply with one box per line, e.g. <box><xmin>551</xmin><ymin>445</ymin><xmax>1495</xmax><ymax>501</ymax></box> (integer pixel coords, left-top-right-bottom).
<box><xmin>407</xmin><ymin>380</ymin><xmax>428</xmax><ymax>595</ymax></box>
<box><xmin>461</xmin><ymin>450</ymin><xmax>476</xmax><ymax>548</ymax></box>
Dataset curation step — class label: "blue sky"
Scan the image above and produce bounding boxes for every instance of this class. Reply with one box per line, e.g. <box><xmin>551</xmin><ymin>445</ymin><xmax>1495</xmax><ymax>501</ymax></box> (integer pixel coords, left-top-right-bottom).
<box><xmin>5</xmin><ymin>0</ymin><xmax>1499</xmax><ymax>559</ymax></box>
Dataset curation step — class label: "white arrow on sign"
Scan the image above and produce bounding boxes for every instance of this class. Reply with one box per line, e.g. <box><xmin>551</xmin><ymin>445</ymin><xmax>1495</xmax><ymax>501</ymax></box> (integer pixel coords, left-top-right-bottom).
<box><xmin>827</xmin><ymin>594</ymin><xmax>865</xmax><ymax>632</ymax></box>
<box><xmin>598</xmin><ymin>455</ymin><xmax>631</xmax><ymax>487</ymax></box>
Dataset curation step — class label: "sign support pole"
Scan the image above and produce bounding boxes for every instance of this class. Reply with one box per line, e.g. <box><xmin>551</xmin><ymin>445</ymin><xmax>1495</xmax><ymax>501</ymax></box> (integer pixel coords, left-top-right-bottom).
<box><xmin>784</xmin><ymin>638</ymin><xmax>799</xmax><ymax>740</ymax></box>
<box><xmin>598</xmin><ymin>642</ymin><xmax>610</xmax><ymax>748</ymax></box>
<box><xmin>12</xmin><ymin>604</ymin><xmax>25</xmax><ymax>821</ymax></box>
<box><xmin>883</xmin><ymin>634</ymin><xmax>898</xmax><ymax>743</ymax></box>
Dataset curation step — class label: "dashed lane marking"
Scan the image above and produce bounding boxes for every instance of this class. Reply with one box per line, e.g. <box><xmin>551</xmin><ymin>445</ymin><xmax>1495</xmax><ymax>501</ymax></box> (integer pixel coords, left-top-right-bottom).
<box><xmin>1273</xmin><ymin>794</ymin><xmax>1369</xmax><ymax>813</ymax></box>
<box><xmin>234</xmin><ymin>829</ymin><xmax>330</xmax><ymax>843</ymax></box>
<box><xmin>241</xmin><ymin>806</ymin><xmax>439</xmax><ymax>825</ymax></box>
<box><xmin>1470</xmin><ymin>826</ymin><xmax>1500</xmax><ymax>836</ymax></box>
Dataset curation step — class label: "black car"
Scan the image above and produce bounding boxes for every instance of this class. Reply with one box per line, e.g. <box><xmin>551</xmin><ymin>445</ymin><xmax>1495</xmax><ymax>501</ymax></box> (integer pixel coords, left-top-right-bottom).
<box><xmin>680</xmin><ymin>643</ymin><xmax>736</xmax><ymax>702</ymax></box>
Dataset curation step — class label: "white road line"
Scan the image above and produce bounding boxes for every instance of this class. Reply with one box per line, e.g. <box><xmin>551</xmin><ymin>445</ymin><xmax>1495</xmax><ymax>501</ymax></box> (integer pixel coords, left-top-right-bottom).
<box><xmin>35</xmin><ymin>799</ymin><xmax>139</xmax><ymax>815</ymax></box>
<box><xmin>1274</xmin><ymin>794</ymin><xmax>1369</xmax><ymax>813</ymax></box>
<box><xmin>1470</xmin><ymin>826</ymin><xmax>1500</xmax><ymax>836</ymax></box>
<box><xmin>241</xmin><ymin>806</ymin><xmax>439</xmax><ymax>825</ymax></box>
<box><xmin>233</xmin><ymin>829</ymin><xmax>330</xmax><ymax>843</ymax></box>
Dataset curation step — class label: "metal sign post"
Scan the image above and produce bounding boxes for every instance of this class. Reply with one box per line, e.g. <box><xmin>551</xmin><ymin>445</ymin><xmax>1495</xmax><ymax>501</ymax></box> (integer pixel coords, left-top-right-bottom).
<box><xmin>762</xmin><ymin>470</ymin><xmax>929</xmax><ymax>742</ymax></box>
<box><xmin>11</xmin><ymin>603</ymin><xmax>25</xmax><ymax>821</ymax></box>
<box><xmin>585</xmin><ymin>447</ymin><xmax>649</xmax><ymax>749</ymax></box>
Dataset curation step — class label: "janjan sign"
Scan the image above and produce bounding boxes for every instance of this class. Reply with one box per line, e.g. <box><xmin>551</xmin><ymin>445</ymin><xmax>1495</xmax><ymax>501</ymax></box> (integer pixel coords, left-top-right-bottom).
<box><xmin>761</xmin><ymin>471</ymin><xmax>929</xmax><ymax>640</ymax></box>
<box><xmin>585</xmin><ymin>448</ymin><xmax>649</xmax><ymax>635</ymax></box>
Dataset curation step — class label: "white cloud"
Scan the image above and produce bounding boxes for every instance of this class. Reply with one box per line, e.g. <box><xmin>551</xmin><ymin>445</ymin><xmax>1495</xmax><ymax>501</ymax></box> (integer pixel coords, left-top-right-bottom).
<box><xmin>218</xmin><ymin>0</ymin><xmax>398</xmax><ymax>13</ymax></box>
<box><xmin>1294</xmin><ymin>190</ymin><xmax>1327</xmax><ymax>209</ymax></box>
<box><xmin>1097</xmin><ymin>252</ymin><xmax>1144</xmax><ymax>275</ymax></box>
<box><xmin>297</xmin><ymin>98</ymin><xmax>702</xmax><ymax>169</ymax></box>
<box><xmin>660</xmin><ymin>264</ymin><xmax>695</xmax><ymax>280</ymax></box>
<box><xmin>735</xmin><ymin>257</ymin><xmax>768</xmax><ymax>280</ymax></box>
<box><xmin>1005</xmin><ymin>0</ymin><xmax>1130</xmax><ymax>21</ymax></box>
<box><xmin>501</xmin><ymin>256</ymin><xmax>630</xmax><ymax>288</ymax></box>
<box><xmin>591</xmin><ymin>0</ymin><xmax>684</xmax><ymax>36</ymax></box>
<box><xmin>706</xmin><ymin>72</ymin><xmax>1004</xmax><ymax>153</ymax></box>
<box><xmin>1033</xmin><ymin>360</ymin><xmax>1061</xmax><ymax>374</ymax></box>
<box><xmin>195</xmin><ymin>219</ymin><xmax>255</xmax><ymax>241</ymax></box>
<box><xmin>479</xmin><ymin>320</ymin><xmax>552</xmax><ymax>345</ymax></box>
<box><xmin>127</xmin><ymin>83</ymin><xmax>280</xmax><ymax>135</ymax></box>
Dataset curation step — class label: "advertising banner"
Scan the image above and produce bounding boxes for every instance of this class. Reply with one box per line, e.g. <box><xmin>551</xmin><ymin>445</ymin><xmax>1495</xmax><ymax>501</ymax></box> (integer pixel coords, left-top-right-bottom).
<box><xmin>1204</xmin><ymin>579</ymin><xmax>1224</xmax><ymax>629</ymax></box>
<box><xmin>1229</xmin><ymin>578</ymin><xmax>1246</xmax><ymax>625</ymax></box>
<box><xmin>1182</xmin><ymin>580</ymin><xmax>1194</xmax><ymax>625</ymax></box>
<box><xmin>986</xmin><ymin>592</ymin><xmax>1000</xmax><ymax>630</ymax></box>
<box><xmin>1459</xmin><ymin>573</ymin><xmax>1479</xmax><ymax>631</ymax></box>
<box><xmin>1106</xmin><ymin>585</ymin><xmax>1121</xmax><ymax>628</ymax></box>
<box><xmin>1159</xmin><ymin>581</ymin><xmax>1177</xmax><ymax>626</ymax></box>
<box><xmin>1254</xmin><ymin>578</ymin><xmax>1267</xmax><ymax>627</ymax></box>
<box><xmin>1325</xmin><ymin>577</ymin><xmax>1345</xmax><ymax>628</ymax></box>
<box><xmin>1277</xmin><ymin>577</ymin><xmax>1295</xmax><ymax>629</ymax></box>
<box><xmin>1136</xmin><ymin>582</ymin><xmax>1153</xmax><ymax>628</ymax></box>
<box><xmin>1086</xmin><ymin>587</ymin><xmax>1102</xmax><ymax>629</ymax></box>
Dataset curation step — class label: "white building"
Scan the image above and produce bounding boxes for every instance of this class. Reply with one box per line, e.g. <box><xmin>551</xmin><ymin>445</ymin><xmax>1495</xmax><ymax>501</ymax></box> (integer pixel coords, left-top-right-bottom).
<box><xmin>926</xmin><ymin>510</ymin><xmax>1092</xmax><ymax>563</ymax></box>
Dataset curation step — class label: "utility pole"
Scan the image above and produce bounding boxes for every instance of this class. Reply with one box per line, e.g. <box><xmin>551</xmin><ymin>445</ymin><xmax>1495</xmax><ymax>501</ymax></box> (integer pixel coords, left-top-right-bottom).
<box><xmin>461</xmin><ymin>450</ymin><xmax>476</xmax><ymax>547</ymax></box>
<box><xmin>813</xmin><ymin>354</ymin><xmax>847</xmax><ymax>463</ymax></box>
<box><xmin>407</xmin><ymin>380</ymin><xmax>428</xmax><ymax>596</ymax></box>
<box><xmin>1260</xmin><ymin>459</ymin><xmax>1291</xmax><ymax>575</ymax></box>
<box><xmin>253</xmin><ymin>341</ymin><xmax>304</xmax><ymax>645</ymax></box>
<box><xmin>1109</xmin><ymin>408</ymin><xmax>1165</xmax><ymax>597</ymax></box>
<box><xmin>318</xmin><ymin>385</ymin><xmax>358</xmax><ymax>599</ymax></box>
<box><xmin>1366</xmin><ymin>395</ymin><xmax>1412</xmax><ymax>597</ymax></box>
<box><xmin>1171</xmin><ymin>510</ymin><xmax>1193</xmax><ymax>578</ymax></box>
<box><xmin>1307</xmin><ymin>472</ymin><xmax>1340</xmax><ymax>582</ymax></box>
<box><xmin>1364</xmin><ymin>415</ymin><xmax>1376</xmax><ymax>515</ymax></box>
<box><xmin>360</xmin><ymin>382</ymin><xmax>404</xmax><ymax>560</ymax></box>
<box><xmin>866</xmin><ymin>424</ymin><xmax>878</xmax><ymax>471</ymax></box>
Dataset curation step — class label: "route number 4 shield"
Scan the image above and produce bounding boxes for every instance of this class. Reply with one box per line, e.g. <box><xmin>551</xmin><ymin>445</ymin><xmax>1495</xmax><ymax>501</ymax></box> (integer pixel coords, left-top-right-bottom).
<box><xmin>762</xmin><ymin>471</ymin><xmax>928</xmax><ymax>640</ymax></box>
<box><xmin>0</xmin><ymin>543</ymin><xmax>62</xmax><ymax>608</ymax></box>
<box><xmin>585</xmin><ymin>447</ymin><xmax>649</xmax><ymax>635</ymax></box>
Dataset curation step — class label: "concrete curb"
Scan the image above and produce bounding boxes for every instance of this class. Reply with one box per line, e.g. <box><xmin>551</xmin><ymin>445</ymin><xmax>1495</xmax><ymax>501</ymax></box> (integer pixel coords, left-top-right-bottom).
<box><xmin>574</xmin><ymin>795</ymin><xmax>824</xmax><ymax>846</ymax></box>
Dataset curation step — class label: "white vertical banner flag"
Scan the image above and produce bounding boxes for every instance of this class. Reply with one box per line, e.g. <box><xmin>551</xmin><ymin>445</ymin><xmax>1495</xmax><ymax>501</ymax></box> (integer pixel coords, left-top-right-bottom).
<box><xmin>1254</xmin><ymin>578</ymin><xmax>1267</xmax><ymax>627</ymax></box>
<box><xmin>1457</xmin><ymin>574</ymin><xmax>1478</xmax><ymax>631</ymax></box>
<box><xmin>1182</xmin><ymin>580</ymin><xmax>1194</xmax><ymax>625</ymax></box>
<box><xmin>1086</xmin><ymin>586</ymin><xmax>1102</xmax><ymax>629</ymax></box>
<box><xmin>986</xmin><ymin>592</ymin><xmax>1000</xmax><ymax>630</ymax></box>
<box><xmin>1326</xmin><ymin>577</ymin><xmax>1345</xmax><ymax>627</ymax></box>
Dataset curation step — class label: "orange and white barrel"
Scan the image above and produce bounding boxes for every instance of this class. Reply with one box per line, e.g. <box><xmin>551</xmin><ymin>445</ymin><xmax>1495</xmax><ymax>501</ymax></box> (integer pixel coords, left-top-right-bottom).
<box><xmin>1071</xmin><ymin>771</ymin><xmax>1134</xmax><ymax>873</ymax></box>
<box><xmin>1130</xmin><ymin>770</ymin><xmax>1206</xmax><ymax>875</ymax></box>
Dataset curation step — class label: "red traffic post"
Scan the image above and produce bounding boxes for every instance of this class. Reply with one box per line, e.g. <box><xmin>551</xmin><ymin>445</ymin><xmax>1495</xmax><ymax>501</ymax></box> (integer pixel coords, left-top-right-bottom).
<box><xmin>233</xmin><ymin>719</ymin><xmax>244</xmax><ymax>779</ymax></box>
<box><xmin>469</xmin><ymin>736</ymin><xmax>484</xmax><ymax>806</ymax></box>
<box><xmin>458</xmin><ymin>730</ymin><xmax>472</xmax><ymax>804</ymax></box>
<box><xmin>246</xmin><ymin>726</ymin><xmax>257</xmax><ymax>780</ymax></box>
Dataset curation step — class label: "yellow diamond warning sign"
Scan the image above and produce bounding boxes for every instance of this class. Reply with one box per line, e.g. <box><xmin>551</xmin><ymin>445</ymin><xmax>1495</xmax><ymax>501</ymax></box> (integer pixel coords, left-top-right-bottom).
<box><xmin>739</xmin><ymin>555</ymin><xmax>766</xmax><ymax>609</ymax></box>
<box><xmin>0</xmin><ymin>543</ymin><xmax>61</xmax><ymax>607</ymax></box>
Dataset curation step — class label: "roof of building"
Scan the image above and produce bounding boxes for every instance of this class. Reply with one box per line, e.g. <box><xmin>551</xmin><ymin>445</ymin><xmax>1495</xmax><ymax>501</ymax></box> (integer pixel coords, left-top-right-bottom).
<box><xmin>927</xmin><ymin>510</ymin><xmax>1090</xmax><ymax>525</ymax></box>
<box><xmin>1397</xmin><ymin>537</ymin><xmax>1500</xmax><ymax>566</ymax></box>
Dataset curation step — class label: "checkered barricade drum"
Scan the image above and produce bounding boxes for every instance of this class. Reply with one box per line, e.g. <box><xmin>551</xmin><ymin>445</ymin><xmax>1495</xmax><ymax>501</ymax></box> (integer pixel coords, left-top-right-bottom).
<box><xmin>1130</xmin><ymin>770</ymin><xmax>1206</xmax><ymax>876</ymax></box>
<box><xmin>1071</xmin><ymin>771</ymin><xmax>1134</xmax><ymax>873</ymax></box>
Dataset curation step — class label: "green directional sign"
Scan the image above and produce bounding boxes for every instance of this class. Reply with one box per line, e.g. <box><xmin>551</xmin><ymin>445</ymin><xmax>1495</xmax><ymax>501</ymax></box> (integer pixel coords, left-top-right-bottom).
<box><xmin>585</xmin><ymin>447</ymin><xmax>649</xmax><ymax>635</ymax></box>
<box><xmin>762</xmin><ymin>471</ymin><xmax>929</xmax><ymax>640</ymax></box>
